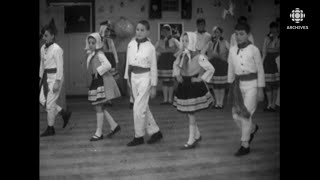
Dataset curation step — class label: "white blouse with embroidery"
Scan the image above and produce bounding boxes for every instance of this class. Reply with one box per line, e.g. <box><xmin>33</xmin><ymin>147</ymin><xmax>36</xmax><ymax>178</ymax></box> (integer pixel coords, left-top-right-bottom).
<box><xmin>173</xmin><ymin>53</ymin><xmax>215</xmax><ymax>83</ymax></box>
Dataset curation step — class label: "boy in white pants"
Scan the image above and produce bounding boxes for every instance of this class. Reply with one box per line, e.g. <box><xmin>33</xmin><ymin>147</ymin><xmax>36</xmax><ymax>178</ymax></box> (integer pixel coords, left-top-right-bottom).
<box><xmin>39</xmin><ymin>20</ymin><xmax>72</xmax><ymax>137</ymax></box>
<box><xmin>124</xmin><ymin>20</ymin><xmax>163</xmax><ymax>146</ymax></box>
<box><xmin>228</xmin><ymin>23</ymin><xmax>265</xmax><ymax>156</ymax></box>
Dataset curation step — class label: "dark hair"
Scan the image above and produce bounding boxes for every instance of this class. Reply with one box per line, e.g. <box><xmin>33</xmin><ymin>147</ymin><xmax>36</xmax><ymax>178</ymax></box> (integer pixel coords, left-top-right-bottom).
<box><xmin>137</xmin><ymin>20</ymin><xmax>150</xmax><ymax>30</ymax></box>
<box><xmin>196</xmin><ymin>18</ymin><xmax>206</xmax><ymax>25</ymax></box>
<box><xmin>162</xmin><ymin>25</ymin><xmax>171</xmax><ymax>32</ymax></box>
<box><xmin>100</xmin><ymin>20</ymin><xmax>110</xmax><ymax>26</ymax></box>
<box><xmin>237</xmin><ymin>16</ymin><xmax>247</xmax><ymax>23</ymax></box>
<box><xmin>235</xmin><ymin>23</ymin><xmax>250</xmax><ymax>34</ymax></box>
<box><xmin>214</xmin><ymin>27</ymin><xmax>223</xmax><ymax>34</ymax></box>
<box><xmin>269</xmin><ymin>21</ymin><xmax>278</xmax><ymax>29</ymax></box>
<box><xmin>42</xmin><ymin>18</ymin><xmax>57</xmax><ymax>36</ymax></box>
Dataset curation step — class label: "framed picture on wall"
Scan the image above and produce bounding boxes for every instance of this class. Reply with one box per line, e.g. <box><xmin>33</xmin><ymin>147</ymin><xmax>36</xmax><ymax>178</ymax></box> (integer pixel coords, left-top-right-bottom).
<box><xmin>158</xmin><ymin>22</ymin><xmax>184</xmax><ymax>41</ymax></box>
<box><xmin>64</xmin><ymin>5</ymin><xmax>92</xmax><ymax>33</ymax></box>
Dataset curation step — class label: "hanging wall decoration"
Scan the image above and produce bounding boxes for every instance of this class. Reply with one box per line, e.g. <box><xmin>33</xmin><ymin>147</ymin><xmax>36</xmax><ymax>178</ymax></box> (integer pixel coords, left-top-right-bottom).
<box><xmin>141</xmin><ymin>5</ymin><xmax>145</xmax><ymax>12</ymax></box>
<box><xmin>181</xmin><ymin>0</ymin><xmax>192</xmax><ymax>19</ymax></box>
<box><xmin>244</xmin><ymin>0</ymin><xmax>253</xmax><ymax>13</ymax></box>
<box><xmin>222</xmin><ymin>0</ymin><xmax>235</xmax><ymax>20</ymax></box>
<box><xmin>149</xmin><ymin>0</ymin><xmax>162</xmax><ymax>19</ymax></box>
<box><xmin>197</xmin><ymin>8</ymin><xmax>204</xmax><ymax>14</ymax></box>
<box><xmin>98</xmin><ymin>5</ymin><xmax>104</xmax><ymax>13</ymax></box>
<box><xmin>214</xmin><ymin>0</ymin><xmax>222</xmax><ymax>7</ymax></box>
<box><xmin>114</xmin><ymin>17</ymin><xmax>135</xmax><ymax>38</ymax></box>
<box><xmin>110</xmin><ymin>5</ymin><xmax>114</xmax><ymax>13</ymax></box>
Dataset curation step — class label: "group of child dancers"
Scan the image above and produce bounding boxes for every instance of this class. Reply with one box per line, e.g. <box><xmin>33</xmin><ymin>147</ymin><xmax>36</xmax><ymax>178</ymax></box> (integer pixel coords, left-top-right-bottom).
<box><xmin>39</xmin><ymin>16</ymin><xmax>279</xmax><ymax>156</ymax></box>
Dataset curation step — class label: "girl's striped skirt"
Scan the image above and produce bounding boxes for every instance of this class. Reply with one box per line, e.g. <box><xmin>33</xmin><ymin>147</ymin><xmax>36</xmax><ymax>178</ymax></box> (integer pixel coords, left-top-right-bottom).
<box><xmin>158</xmin><ymin>52</ymin><xmax>175</xmax><ymax>81</ymax></box>
<box><xmin>88</xmin><ymin>73</ymin><xmax>121</xmax><ymax>106</ymax></box>
<box><xmin>208</xmin><ymin>57</ymin><xmax>228</xmax><ymax>89</ymax></box>
<box><xmin>173</xmin><ymin>75</ymin><xmax>214</xmax><ymax>113</ymax></box>
<box><xmin>263</xmin><ymin>52</ymin><xmax>280</xmax><ymax>89</ymax></box>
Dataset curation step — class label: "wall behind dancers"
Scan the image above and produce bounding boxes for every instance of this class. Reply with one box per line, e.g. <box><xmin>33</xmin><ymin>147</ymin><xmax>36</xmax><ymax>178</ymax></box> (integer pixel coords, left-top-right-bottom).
<box><xmin>39</xmin><ymin>0</ymin><xmax>279</xmax><ymax>95</ymax></box>
<box><xmin>95</xmin><ymin>0</ymin><xmax>279</xmax><ymax>51</ymax></box>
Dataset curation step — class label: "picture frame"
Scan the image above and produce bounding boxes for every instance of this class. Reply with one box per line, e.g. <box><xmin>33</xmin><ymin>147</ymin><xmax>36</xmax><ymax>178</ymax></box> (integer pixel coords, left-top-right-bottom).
<box><xmin>64</xmin><ymin>5</ymin><xmax>92</xmax><ymax>33</ymax></box>
<box><xmin>158</xmin><ymin>22</ymin><xmax>184</xmax><ymax>41</ymax></box>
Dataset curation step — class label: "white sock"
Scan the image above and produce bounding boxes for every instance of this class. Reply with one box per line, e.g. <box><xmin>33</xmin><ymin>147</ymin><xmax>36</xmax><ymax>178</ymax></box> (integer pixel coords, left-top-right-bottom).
<box><xmin>95</xmin><ymin>112</ymin><xmax>104</xmax><ymax>136</ymax></box>
<box><xmin>103</xmin><ymin>109</ymin><xmax>117</xmax><ymax>130</ymax></box>
<box><xmin>241</xmin><ymin>141</ymin><xmax>249</xmax><ymax>148</ymax></box>
<box><xmin>47</xmin><ymin>108</ymin><xmax>58</xmax><ymax>126</ymax></box>
<box><xmin>195</xmin><ymin>124</ymin><xmax>201</xmax><ymax>139</ymax></box>
<box><xmin>187</xmin><ymin>124</ymin><xmax>196</xmax><ymax>145</ymax></box>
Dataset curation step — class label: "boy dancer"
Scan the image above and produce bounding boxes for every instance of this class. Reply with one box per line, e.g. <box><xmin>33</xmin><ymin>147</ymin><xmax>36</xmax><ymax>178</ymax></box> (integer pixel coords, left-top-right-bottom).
<box><xmin>227</xmin><ymin>23</ymin><xmax>265</xmax><ymax>156</ymax></box>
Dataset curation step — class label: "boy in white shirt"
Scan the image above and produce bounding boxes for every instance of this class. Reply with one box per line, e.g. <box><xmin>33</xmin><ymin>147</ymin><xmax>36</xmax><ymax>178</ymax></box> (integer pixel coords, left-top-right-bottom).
<box><xmin>230</xmin><ymin>16</ymin><xmax>254</xmax><ymax>47</ymax></box>
<box><xmin>124</xmin><ymin>20</ymin><xmax>163</xmax><ymax>146</ymax></box>
<box><xmin>39</xmin><ymin>20</ymin><xmax>72</xmax><ymax>137</ymax></box>
<box><xmin>195</xmin><ymin>18</ymin><xmax>212</xmax><ymax>54</ymax></box>
<box><xmin>227</xmin><ymin>23</ymin><xmax>265</xmax><ymax>156</ymax></box>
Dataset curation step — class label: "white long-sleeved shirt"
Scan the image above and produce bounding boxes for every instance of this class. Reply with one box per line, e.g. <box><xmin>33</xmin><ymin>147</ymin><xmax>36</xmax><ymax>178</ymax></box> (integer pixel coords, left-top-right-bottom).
<box><xmin>230</xmin><ymin>33</ymin><xmax>255</xmax><ymax>48</ymax></box>
<box><xmin>173</xmin><ymin>54</ymin><xmax>215</xmax><ymax>83</ymax></box>
<box><xmin>39</xmin><ymin>43</ymin><xmax>63</xmax><ymax>80</ymax></box>
<box><xmin>195</xmin><ymin>31</ymin><xmax>212</xmax><ymax>53</ymax></box>
<box><xmin>227</xmin><ymin>44</ymin><xmax>265</xmax><ymax>87</ymax></box>
<box><xmin>124</xmin><ymin>39</ymin><xmax>158</xmax><ymax>86</ymax></box>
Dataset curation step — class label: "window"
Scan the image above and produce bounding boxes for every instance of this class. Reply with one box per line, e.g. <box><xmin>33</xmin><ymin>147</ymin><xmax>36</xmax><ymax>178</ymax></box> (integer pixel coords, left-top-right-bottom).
<box><xmin>162</xmin><ymin>0</ymin><xmax>179</xmax><ymax>11</ymax></box>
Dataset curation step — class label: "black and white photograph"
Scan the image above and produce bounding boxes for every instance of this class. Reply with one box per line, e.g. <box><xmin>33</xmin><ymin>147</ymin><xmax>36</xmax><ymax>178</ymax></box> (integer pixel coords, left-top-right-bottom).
<box><xmin>158</xmin><ymin>22</ymin><xmax>183</xmax><ymax>41</ymax></box>
<box><xmin>39</xmin><ymin>0</ymin><xmax>280</xmax><ymax>179</ymax></box>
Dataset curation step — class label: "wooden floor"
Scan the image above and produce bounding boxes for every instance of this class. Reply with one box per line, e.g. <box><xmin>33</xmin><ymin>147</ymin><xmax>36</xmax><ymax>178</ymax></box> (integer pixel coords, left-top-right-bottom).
<box><xmin>39</xmin><ymin>96</ymin><xmax>280</xmax><ymax>180</ymax></box>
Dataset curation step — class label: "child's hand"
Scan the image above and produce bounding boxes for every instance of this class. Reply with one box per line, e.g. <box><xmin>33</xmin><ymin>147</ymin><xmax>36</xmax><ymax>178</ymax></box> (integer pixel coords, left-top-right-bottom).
<box><xmin>191</xmin><ymin>77</ymin><xmax>201</xmax><ymax>83</ymax></box>
<box><xmin>257</xmin><ymin>87</ymin><xmax>264</xmax><ymax>102</ymax></box>
<box><xmin>127</xmin><ymin>80</ymin><xmax>132</xmax><ymax>89</ymax></box>
<box><xmin>115</xmin><ymin>62</ymin><xmax>119</xmax><ymax>71</ymax></box>
<box><xmin>176</xmin><ymin>75</ymin><xmax>183</xmax><ymax>83</ymax></box>
<box><xmin>52</xmin><ymin>80</ymin><xmax>60</xmax><ymax>93</ymax></box>
<box><xmin>150</xmin><ymin>86</ymin><xmax>157</xmax><ymax>99</ymax></box>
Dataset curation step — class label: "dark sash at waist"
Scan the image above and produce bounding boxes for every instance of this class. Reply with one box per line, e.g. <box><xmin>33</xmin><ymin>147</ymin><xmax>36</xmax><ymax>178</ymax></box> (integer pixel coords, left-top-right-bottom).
<box><xmin>129</xmin><ymin>65</ymin><xmax>150</xmax><ymax>74</ymax></box>
<box><xmin>235</xmin><ymin>73</ymin><xmax>257</xmax><ymax>81</ymax></box>
<box><xmin>44</xmin><ymin>68</ymin><xmax>57</xmax><ymax>74</ymax></box>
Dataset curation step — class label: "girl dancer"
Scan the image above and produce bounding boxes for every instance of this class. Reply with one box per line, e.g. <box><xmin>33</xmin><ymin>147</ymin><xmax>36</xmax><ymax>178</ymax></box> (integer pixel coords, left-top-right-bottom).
<box><xmin>85</xmin><ymin>32</ymin><xmax>121</xmax><ymax>141</ymax></box>
<box><xmin>155</xmin><ymin>24</ymin><xmax>180</xmax><ymax>104</ymax></box>
<box><xmin>173</xmin><ymin>32</ymin><xmax>215</xmax><ymax>149</ymax></box>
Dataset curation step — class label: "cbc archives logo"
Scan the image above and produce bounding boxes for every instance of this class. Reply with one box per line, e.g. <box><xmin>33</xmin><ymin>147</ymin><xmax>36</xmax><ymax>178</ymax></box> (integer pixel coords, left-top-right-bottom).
<box><xmin>287</xmin><ymin>8</ymin><xmax>309</xmax><ymax>29</ymax></box>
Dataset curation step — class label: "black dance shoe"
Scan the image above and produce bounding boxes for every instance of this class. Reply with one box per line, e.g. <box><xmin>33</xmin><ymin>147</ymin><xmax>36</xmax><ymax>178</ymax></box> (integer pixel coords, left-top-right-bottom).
<box><xmin>147</xmin><ymin>131</ymin><xmax>163</xmax><ymax>144</ymax></box>
<box><xmin>40</xmin><ymin>126</ymin><xmax>55</xmax><ymax>137</ymax></box>
<box><xmin>90</xmin><ymin>134</ymin><xmax>104</xmax><ymax>142</ymax></box>
<box><xmin>234</xmin><ymin>146</ymin><xmax>250</xmax><ymax>156</ymax></box>
<box><xmin>106</xmin><ymin>101</ymin><xmax>113</xmax><ymax>107</ymax></box>
<box><xmin>180</xmin><ymin>141</ymin><xmax>197</xmax><ymax>150</ymax></box>
<box><xmin>106</xmin><ymin>125</ymin><xmax>121</xmax><ymax>138</ymax></box>
<box><xmin>160</xmin><ymin>101</ymin><xmax>168</xmax><ymax>105</ymax></box>
<box><xmin>249</xmin><ymin>124</ymin><xmax>259</xmax><ymax>144</ymax></box>
<box><xmin>195</xmin><ymin>136</ymin><xmax>202</xmax><ymax>143</ymax></box>
<box><xmin>264</xmin><ymin>106</ymin><xmax>276</xmax><ymax>112</ymax></box>
<box><xmin>61</xmin><ymin>109</ymin><xmax>72</xmax><ymax>128</ymax></box>
<box><xmin>127</xmin><ymin>137</ymin><xmax>144</xmax><ymax>146</ymax></box>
